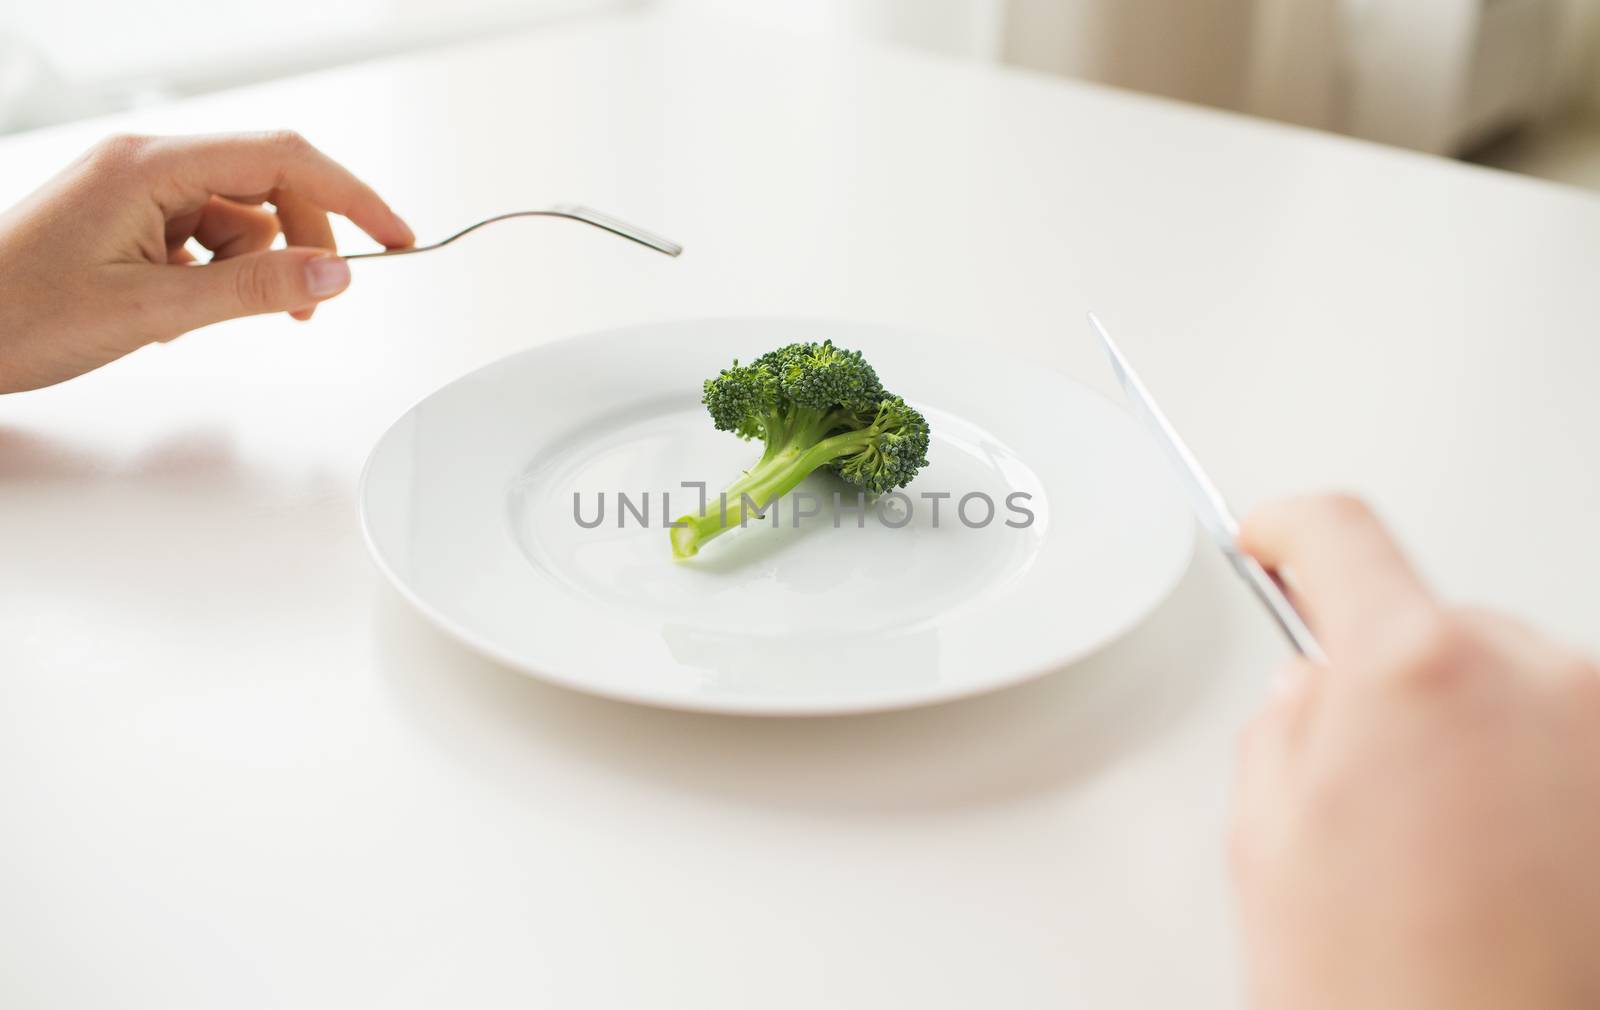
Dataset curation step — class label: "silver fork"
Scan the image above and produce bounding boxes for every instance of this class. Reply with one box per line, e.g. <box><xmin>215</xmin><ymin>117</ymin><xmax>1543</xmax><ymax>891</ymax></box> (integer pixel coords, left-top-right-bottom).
<box><xmin>342</xmin><ymin>204</ymin><xmax>683</xmax><ymax>260</ymax></box>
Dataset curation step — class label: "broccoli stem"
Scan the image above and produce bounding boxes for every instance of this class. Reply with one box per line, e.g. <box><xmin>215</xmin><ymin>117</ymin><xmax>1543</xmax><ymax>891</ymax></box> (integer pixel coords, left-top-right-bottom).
<box><xmin>671</xmin><ymin>426</ymin><xmax>873</xmax><ymax>559</ymax></box>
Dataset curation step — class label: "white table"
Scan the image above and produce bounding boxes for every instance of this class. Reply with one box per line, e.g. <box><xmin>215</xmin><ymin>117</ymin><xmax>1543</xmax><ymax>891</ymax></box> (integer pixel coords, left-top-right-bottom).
<box><xmin>4</xmin><ymin>12</ymin><xmax>1598</xmax><ymax>1008</ymax></box>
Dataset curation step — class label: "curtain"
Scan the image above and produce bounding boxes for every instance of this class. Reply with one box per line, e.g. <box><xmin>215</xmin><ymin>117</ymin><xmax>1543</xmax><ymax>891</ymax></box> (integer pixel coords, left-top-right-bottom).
<box><xmin>998</xmin><ymin>0</ymin><xmax>1600</xmax><ymax>154</ymax></box>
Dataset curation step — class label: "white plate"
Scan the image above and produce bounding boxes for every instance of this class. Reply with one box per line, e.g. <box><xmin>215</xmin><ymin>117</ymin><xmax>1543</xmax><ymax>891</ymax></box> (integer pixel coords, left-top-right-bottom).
<box><xmin>360</xmin><ymin>318</ymin><xmax>1194</xmax><ymax>715</ymax></box>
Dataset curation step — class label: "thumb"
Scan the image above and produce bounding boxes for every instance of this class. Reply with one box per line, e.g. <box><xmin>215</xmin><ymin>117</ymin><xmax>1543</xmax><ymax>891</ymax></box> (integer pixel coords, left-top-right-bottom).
<box><xmin>152</xmin><ymin>247</ymin><xmax>352</xmax><ymax>333</ymax></box>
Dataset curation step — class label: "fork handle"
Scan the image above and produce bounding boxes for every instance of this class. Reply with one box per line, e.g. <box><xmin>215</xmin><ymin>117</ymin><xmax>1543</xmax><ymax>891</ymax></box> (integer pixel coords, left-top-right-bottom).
<box><xmin>341</xmin><ymin>206</ymin><xmax>682</xmax><ymax>260</ymax></box>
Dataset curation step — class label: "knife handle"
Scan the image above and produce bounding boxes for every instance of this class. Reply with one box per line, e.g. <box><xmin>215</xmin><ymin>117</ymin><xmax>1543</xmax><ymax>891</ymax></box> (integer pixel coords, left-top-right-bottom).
<box><xmin>1229</xmin><ymin>552</ymin><xmax>1327</xmax><ymax>664</ymax></box>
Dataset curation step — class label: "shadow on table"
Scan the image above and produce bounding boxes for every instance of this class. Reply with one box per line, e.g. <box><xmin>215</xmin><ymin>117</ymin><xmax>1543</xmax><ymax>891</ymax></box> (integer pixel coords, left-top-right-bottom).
<box><xmin>0</xmin><ymin>425</ymin><xmax>242</xmax><ymax>483</ymax></box>
<box><xmin>371</xmin><ymin>548</ymin><xmax>1235</xmax><ymax>818</ymax></box>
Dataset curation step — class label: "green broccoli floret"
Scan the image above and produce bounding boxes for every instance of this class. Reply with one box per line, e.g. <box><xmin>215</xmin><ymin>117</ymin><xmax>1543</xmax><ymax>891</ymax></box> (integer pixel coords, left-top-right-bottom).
<box><xmin>671</xmin><ymin>340</ymin><xmax>931</xmax><ymax>558</ymax></box>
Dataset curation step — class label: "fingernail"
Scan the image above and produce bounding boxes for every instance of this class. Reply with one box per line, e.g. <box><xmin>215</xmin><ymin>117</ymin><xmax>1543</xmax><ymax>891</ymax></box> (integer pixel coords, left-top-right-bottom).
<box><xmin>305</xmin><ymin>256</ymin><xmax>350</xmax><ymax>298</ymax></box>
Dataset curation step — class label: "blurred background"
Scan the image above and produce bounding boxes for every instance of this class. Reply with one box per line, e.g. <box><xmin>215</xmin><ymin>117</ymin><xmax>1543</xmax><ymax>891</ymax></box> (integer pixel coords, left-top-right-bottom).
<box><xmin>3</xmin><ymin>0</ymin><xmax>1598</xmax><ymax>187</ymax></box>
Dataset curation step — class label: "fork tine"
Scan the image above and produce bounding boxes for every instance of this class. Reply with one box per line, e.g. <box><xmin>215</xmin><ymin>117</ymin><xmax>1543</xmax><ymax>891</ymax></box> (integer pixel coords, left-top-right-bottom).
<box><xmin>548</xmin><ymin>204</ymin><xmax>683</xmax><ymax>257</ymax></box>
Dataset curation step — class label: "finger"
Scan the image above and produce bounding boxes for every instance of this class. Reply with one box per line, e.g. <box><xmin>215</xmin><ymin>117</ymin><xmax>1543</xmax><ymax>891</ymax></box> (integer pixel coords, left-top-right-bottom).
<box><xmin>1455</xmin><ymin>607</ymin><xmax>1599</xmax><ymax>686</ymax></box>
<box><xmin>131</xmin><ymin>247</ymin><xmax>352</xmax><ymax>334</ymax></box>
<box><xmin>164</xmin><ymin>208</ymin><xmax>202</xmax><ymax>256</ymax></box>
<box><xmin>273</xmin><ymin>190</ymin><xmax>334</xmax><ymax>250</ymax></box>
<box><xmin>1242</xmin><ymin>657</ymin><xmax>1320</xmax><ymax>765</ymax></box>
<box><xmin>169</xmin><ymin>245</ymin><xmax>197</xmax><ymax>265</ymax></box>
<box><xmin>273</xmin><ymin>190</ymin><xmax>336</xmax><ymax>322</ymax></box>
<box><xmin>1239</xmin><ymin>494</ymin><xmax>1436</xmax><ymax>664</ymax></box>
<box><xmin>1232</xmin><ymin>658</ymin><xmax>1318</xmax><ymax>877</ymax></box>
<box><xmin>192</xmin><ymin>196</ymin><xmax>280</xmax><ymax>261</ymax></box>
<box><xmin>142</xmin><ymin>132</ymin><xmax>414</xmax><ymax>251</ymax></box>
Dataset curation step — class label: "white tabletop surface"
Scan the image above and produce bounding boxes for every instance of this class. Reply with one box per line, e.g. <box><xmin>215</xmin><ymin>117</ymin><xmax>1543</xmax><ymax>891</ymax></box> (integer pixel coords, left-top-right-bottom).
<box><xmin>4</xmin><ymin>12</ymin><xmax>1599</xmax><ymax>1008</ymax></box>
